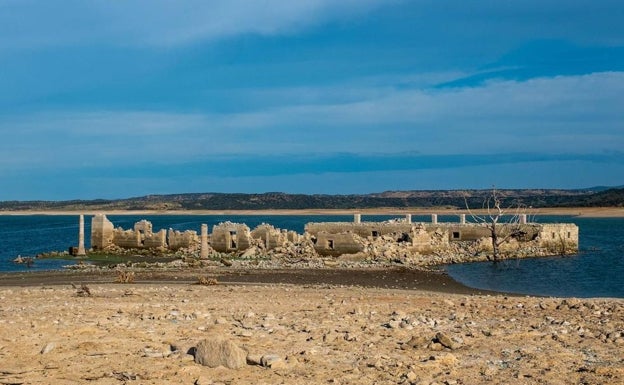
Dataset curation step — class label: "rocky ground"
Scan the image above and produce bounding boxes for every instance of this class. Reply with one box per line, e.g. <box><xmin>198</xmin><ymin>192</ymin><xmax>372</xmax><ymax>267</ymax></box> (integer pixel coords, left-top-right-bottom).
<box><xmin>0</xmin><ymin>281</ymin><xmax>622</xmax><ymax>385</ymax></box>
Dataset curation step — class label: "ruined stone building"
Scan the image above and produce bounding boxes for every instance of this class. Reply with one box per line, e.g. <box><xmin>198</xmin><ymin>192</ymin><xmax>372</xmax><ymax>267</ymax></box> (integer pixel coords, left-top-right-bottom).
<box><xmin>90</xmin><ymin>214</ymin><xmax>197</xmax><ymax>251</ymax></box>
<box><xmin>305</xmin><ymin>214</ymin><xmax>579</xmax><ymax>257</ymax></box>
<box><xmin>87</xmin><ymin>213</ymin><xmax>579</xmax><ymax>260</ymax></box>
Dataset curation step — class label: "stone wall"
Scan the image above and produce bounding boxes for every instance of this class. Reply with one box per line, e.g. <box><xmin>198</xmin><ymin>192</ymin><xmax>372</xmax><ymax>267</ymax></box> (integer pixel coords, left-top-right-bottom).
<box><xmin>91</xmin><ymin>214</ymin><xmax>114</xmax><ymax>250</ymax></box>
<box><xmin>306</xmin><ymin>220</ymin><xmax>578</xmax><ymax>258</ymax></box>
<box><xmin>313</xmin><ymin>232</ymin><xmax>364</xmax><ymax>257</ymax></box>
<box><xmin>168</xmin><ymin>229</ymin><xmax>199</xmax><ymax>250</ymax></box>
<box><xmin>538</xmin><ymin>223</ymin><xmax>579</xmax><ymax>253</ymax></box>
<box><xmin>250</xmin><ymin>224</ymin><xmax>287</xmax><ymax>250</ymax></box>
<box><xmin>211</xmin><ymin>222</ymin><xmax>252</xmax><ymax>252</ymax></box>
<box><xmin>305</xmin><ymin>222</ymin><xmax>414</xmax><ymax>240</ymax></box>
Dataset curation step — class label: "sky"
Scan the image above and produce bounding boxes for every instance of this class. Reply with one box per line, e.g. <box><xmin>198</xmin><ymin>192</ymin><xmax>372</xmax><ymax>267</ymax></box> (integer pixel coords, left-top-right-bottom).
<box><xmin>1</xmin><ymin>0</ymin><xmax>623</xmax><ymax>200</ymax></box>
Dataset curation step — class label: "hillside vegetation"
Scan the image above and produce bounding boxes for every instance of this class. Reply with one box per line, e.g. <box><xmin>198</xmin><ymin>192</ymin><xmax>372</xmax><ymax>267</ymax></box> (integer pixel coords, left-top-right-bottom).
<box><xmin>1</xmin><ymin>188</ymin><xmax>622</xmax><ymax>211</ymax></box>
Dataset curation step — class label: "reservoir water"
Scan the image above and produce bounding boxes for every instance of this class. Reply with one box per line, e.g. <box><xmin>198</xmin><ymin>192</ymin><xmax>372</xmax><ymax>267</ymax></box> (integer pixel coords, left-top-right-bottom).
<box><xmin>1</xmin><ymin>214</ymin><xmax>622</xmax><ymax>298</ymax></box>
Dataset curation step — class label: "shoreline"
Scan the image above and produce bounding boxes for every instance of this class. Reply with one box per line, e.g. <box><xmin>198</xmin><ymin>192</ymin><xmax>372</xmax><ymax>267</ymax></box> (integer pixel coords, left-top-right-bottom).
<box><xmin>1</xmin><ymin>206</ymin><xmax>623</xmax><ymax>217</ymax></box>
<box><xmin>0</xmin><ymin>266</ymin><xmax>504</xmax><ymax>296</ymax></box>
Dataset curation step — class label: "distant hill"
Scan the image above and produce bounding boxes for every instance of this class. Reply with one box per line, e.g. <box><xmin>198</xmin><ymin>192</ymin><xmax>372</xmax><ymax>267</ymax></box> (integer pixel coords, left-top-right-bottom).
<box><xmin>0</xmin><ymin>187</ymin><xmax>622</xmax><ymax>211</ymax></box>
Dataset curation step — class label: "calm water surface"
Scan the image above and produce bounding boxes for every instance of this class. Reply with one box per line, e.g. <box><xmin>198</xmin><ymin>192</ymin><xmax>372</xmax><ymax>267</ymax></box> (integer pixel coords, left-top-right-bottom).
<box><xmin>1</xmin><ymin>215</ymin><xmax>622</xmax><ymax>298</ymax></box>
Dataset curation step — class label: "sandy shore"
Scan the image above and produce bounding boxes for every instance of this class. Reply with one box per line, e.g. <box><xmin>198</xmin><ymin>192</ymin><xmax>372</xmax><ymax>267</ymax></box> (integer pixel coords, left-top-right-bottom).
<box><xmin>0</xmin><ymin>278</ymin><xmax>622</xmax><ymax>385</ymax></box>
<box><xmin>2</xmin><ymin>206</ymin><xmax>623</xmax><ymax>217</ymax></box>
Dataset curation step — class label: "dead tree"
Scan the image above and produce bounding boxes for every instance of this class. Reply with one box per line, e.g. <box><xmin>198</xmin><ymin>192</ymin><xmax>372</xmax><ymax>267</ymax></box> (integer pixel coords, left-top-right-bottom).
<box><xmin>464</xmin><ymin>187</ymin><xmax>528</xmax><ymax>262</ymax></box>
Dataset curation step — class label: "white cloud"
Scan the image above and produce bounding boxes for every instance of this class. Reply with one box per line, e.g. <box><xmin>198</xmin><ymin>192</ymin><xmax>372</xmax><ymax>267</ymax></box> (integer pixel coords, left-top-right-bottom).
<box><xmin>209</xmin><ymin>71</ymin><xmax>624</xmax><ymax>153</ymax></box>
<box><xmin>0</xmin><ymin>0</ymin><xmax>394</xmax><ymax>49</ymax></box>
<box><xmin>1</xmin><ymin>71</ymin><xmax>622</xmax><ymax>173</ymax></box>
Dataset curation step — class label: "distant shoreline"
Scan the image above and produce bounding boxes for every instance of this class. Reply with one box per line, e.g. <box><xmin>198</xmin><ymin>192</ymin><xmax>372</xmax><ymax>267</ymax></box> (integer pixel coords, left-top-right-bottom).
<box><xmin>0</xmin><ymin>207</ymin><xmax>623</xmax><ymax>217</ymax></box>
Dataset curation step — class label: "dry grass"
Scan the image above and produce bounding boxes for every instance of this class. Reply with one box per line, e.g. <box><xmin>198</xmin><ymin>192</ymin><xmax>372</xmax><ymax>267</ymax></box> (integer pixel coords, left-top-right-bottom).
<box><xmin>115</xmin><ymin>270</ymin><xmax>136</xmax><ymax>283</ymax></box>
<box><xmin>197</xmin><ymin>276</ymin><xmax>218</xmax><ymax>286</ymax></box>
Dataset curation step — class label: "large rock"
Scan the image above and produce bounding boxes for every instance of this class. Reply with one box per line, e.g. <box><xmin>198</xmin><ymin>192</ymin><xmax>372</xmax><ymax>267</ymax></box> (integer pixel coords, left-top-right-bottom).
<box><xmin>194</xmin><ymin>336</ymin><xmax>247</xmax><ymax>369</ymax></box>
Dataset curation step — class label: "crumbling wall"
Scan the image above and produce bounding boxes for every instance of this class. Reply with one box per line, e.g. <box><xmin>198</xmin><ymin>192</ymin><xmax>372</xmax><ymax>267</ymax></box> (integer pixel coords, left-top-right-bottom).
<box><xmin>110</xmin><ymin>220</ymin><xmax>167</xmax><ymax>249</ymax></box>
<box><xmin>91</xmin><ymin>214</ymin><xmax>114</xmax><ymax>250</ymax></box>
<box><xmin>250</xmin><ymin>224</ymin><xmax>287</xmax><ymax>250</ymax></box>
<box><xmin>134</xmin><ymin>220</ymin><xmax>153</xmax><ymax>234</ymax></box>
<box><xmin>112</xmin><ymin>228</ymin><xmax>141</xmax><ymax>248</ymax></box>
<box><xmin>441</xmin><ymin>224</ymin><xmax>491</xmax><ymax>242</ymax></box>
<box><xmin>312</xmin><ymin>231</ymin><xmax>364</xmax><ymax>257</ymax></box>
<box><xmin>211</xmin><ymin>222</ymin><xmax>252</xmax><ymax>252</ymax></box>
<box><xmin>538</xmin><ymin>223</ymin><xmax>579</xmax><ymax>253</ymax></box>
<box><xmin>144</xmin><ymin>229</ymin><xmax>167</xmax><ymax>249</ymax></box>
<box><xmin>168</xmin><ymin>229</ymin><xmax>199</xmax><ymax>250</ymax></box>
<box><xmin>305</xmin><ymin>222</ymin><xmax>414</xmax><ymax>240</ymax></box>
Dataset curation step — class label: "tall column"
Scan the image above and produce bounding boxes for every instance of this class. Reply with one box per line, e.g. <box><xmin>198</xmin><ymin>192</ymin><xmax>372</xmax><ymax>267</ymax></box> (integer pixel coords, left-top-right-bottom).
<box><xmin>200</xmin><ymin>224</ymin><xmax>209</xmax><ymax>259</ymax></box>
<box><xmin>77</xmin><ymin>214</ymin><xmax>86</xmax><ymax>256</ymax></box>
<box><xmin>405</xmin><ymin>214</ymin><xmax>412</xmax><ymax>224</ymax></box>
<box><xmin>519</xmin><ymin>214</ymin><xmax>527</xmax><ymax>224</ymax></box>
<box><xmin>354</xmin><ymin>213</ymin><xmax>361</xmax><ymax>224</ymax></box>
<box><xmin>459</xmin><ymin>214</ymin><xmax>466</xmax><ymax>224</ymax></box>
<box><xmin>431</xmin><ymin>214</ymin><xmax>438</xmax><ymax>224</ymax></box>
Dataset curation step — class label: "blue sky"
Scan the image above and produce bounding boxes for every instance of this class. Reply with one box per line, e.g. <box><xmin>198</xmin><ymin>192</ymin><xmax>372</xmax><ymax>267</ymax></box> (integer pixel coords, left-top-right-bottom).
<box><xmin>1</xmin><ymin>0</ymin><xmax>623</xmax><ymax>200</ymax></box>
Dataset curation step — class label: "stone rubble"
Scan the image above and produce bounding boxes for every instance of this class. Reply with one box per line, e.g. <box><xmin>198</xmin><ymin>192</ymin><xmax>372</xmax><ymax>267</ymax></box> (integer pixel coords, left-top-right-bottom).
<box><xmin>0</xmin><ymin>284</ymin><xmax>621</xmax><ymax>384</ymax></box>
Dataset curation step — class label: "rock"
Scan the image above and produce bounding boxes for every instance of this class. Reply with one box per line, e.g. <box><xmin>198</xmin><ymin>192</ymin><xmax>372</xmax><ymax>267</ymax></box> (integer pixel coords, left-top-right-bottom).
<box><xmin>40</xmin><ymin>342</ymin><xmax>55</xmax><ymax>354</ymax></box>
<box><xmin>246</xmin><ymin>354</ymin><xmax>263</xmax><ymax>366</ymax></box>
<box><xmin>428</xmin><ymin>342</ymin><xmax>444</xmax><ymax>351</ymax></box>
<box><xmin>558</xmin><ymin>298</ymin><xmax>582</xmax><ymax>310</ymax></box>
<box><xmin>261</xmin><ymin>354</ymin><xmax>286</xmax><ymax>369</ymax></box>
<box><xmin>432</xmin><ymin>353</ymin><xmax>458</xmax><ymax>366</ymax></box>
<box><xmin>241</xmin><ymin>247</ymin><xmax>258</xmax><ymax>258</ymax></box>
<box><xmin>194</xmin><ymin>336</ymin><xmax>247</xmax><ymax>369</ymax></box>
<box><xmin>402</xmin><ymin>335</ymin><xmax>430</xmax><ymax>350</ymax></box>
<box><xmin>405</xmin><ymin>371</ymin><xmax>418</xmax><ymax>381</ymax></box>
<box><xmin>435</xmin><ymin>332</ymin><xmax>455</xmax><ymax>350</ymax></box>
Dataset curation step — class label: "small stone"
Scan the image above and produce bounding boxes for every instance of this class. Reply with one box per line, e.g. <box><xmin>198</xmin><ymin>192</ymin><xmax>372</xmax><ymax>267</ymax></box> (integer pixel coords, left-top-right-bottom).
<box><xmin>428</xmin><ymin>342</ymin><xmax>444</xmax><ymax>351</ymax></box>
<box><xmin>435</xmin><ymin>332</ymin><xmax>455</xmax><ymax>350</ymax></box>
<box><xmin>402</xmin><ymin>335</ymin><xmax>429</xmax><ymax>350</ymax></box>
<box><xmin>246</xmin><ymin>354</ymin><xmax>263</xmax><ymax>366</ymax></box>
<box><xmin>194</xmin><ymin>336</ymin><xmax>247</xmax><ymax>369</ymax></box>
<box><xmin>261</xmin><ymin>354</ymin><xmax>285</xmax><ymax>369</ymax></box>
<box><xmin>433</xmin><ymin>353</ymin><xmax>458</xmax><ymax>366</ymax></box>
<box><xmin>41</xmin><ymin>342</ymin><xmax>55</xmax><ymax>354</ymax></box>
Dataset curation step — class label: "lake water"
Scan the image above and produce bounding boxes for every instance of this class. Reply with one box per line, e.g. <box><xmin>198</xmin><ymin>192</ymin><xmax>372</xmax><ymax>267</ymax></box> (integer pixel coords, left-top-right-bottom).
<box><xmin>1</xmin><ymin>214</ymin><xmax>622</xmax><ymax>298</ymax></box>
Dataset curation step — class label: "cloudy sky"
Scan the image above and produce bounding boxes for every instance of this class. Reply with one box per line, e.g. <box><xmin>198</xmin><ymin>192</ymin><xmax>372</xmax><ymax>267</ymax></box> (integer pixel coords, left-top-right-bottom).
<box><xmin>1</xmin><ymin>0</ymin><xmax>623</xmax><ymax>200</ymax></box>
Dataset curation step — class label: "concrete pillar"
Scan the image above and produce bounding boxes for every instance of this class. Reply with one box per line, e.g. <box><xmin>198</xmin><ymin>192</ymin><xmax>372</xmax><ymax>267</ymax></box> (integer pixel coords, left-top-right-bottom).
<box><xmin>459</xmin><ymin>214</ymin><xmax>466</xmax><ymax>224</ymax></box>
<box><xmin>354</xmin><ymin>213</ymin><xmax>361</xmax><ymax>224</ymax></box>
<box><xmin>405</xmin><ymin>214</ymin><xmax>412</xmax><ymax>224</ymax></box>
<box><xmin>431</xmin><ymin>214</ymin><xmax>438</xmax><ymax>224</ymax></box>
<box><xmin>200</xmin><ymin>224</ymin><xmax>209</xmax><ymax>258</ymax></box>
<box><xmin>519</xmin><ymin>214</ymin><xmax>527</xmax><ymax>224</ymax></box>
<box><xmin>77</xmin><ymin>214</ymin><xmax>86</xmax><ymax>256</ymax></box>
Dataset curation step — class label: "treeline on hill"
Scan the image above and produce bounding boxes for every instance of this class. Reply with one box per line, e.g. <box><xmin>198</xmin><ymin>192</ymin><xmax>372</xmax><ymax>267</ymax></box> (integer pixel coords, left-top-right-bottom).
<box><xmin>0</xmin><ymin>188</ymin><xmax>622</xmax><ymax>211</ymax></box>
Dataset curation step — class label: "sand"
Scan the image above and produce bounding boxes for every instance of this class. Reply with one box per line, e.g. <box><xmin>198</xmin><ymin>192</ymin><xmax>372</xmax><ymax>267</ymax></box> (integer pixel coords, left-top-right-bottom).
<box><xmin>0</xmin><ymin>269</ymin><xmax>622</xmax><ymax>385</ymax></box>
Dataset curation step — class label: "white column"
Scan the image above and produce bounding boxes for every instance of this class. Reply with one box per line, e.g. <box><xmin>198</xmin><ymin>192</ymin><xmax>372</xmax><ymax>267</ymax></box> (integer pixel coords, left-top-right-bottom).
<box><xmin>431</xmin><ymin>214</ymin><xmax>438</xmax><ymax>224</ymax></box>
<box><xmin>405</xmin><ymin>214</ymin><xmax>412</xmax><ymax>224</ymax></box>
<box><xmin>459</xmin><ymin>214</ymin><xmax>466</xmax><ymax>224</ymax></box>
<box><xmin>77</xmin><ymin>214</ymin><xmax>86</xmax><ymax>256</ymax></box>
<box><xmin>200</xmin><ymin>224</ymin><xmax>209</xmax><ymax>258</ymax></box>
<box><xmin>354</xmin><ymin>213</ymin><xmax>361</xmax><ymax>224</ymax></box>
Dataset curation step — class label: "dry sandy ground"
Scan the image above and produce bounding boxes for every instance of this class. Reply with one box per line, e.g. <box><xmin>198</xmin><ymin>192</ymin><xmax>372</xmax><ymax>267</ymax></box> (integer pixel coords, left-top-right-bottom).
<box><xmin>0</xmin><ymin>282</ymin><xmax>622</xmax><ymax>385</ymax></box>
